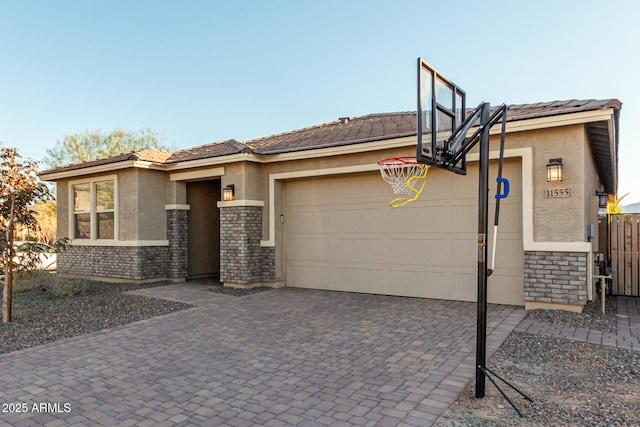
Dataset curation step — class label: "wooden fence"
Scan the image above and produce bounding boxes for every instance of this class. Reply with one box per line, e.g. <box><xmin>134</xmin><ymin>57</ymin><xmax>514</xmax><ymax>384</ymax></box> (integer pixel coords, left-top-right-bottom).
<box><xmin>610</xmin><ymin>213</ymin><xmax>640</xmax><ymax>296</ymax></box>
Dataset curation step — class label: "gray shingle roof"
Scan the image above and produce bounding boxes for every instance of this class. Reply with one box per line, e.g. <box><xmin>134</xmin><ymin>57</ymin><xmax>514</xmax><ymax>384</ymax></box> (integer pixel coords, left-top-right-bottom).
<box><xmin>165</xmin><ymin>139</ymin><xmax>250</xmax><ymax>164</ymax></box>
<box><xmin>40</xmin><ymin>147</ymin><xmax>172</xmax><ymax>175</ymax></box>
<box><xmin>504</xmin><ymin>99</ymin><xmax>621</xmax><ymax>121</ymax></box>
<box><xmin>172</xmin><ymin>98</ymin><xmax>621</xmax><ymax>158</ymax></box>
<box><xmin>40</xmin><ymin>99</ymin><xmax>621</xmax><ymax>176</ymax></box>
<box><xmin>245</xmin><ymin>112</ymin><xmax>417</xmax><ymax>155</ymax></box>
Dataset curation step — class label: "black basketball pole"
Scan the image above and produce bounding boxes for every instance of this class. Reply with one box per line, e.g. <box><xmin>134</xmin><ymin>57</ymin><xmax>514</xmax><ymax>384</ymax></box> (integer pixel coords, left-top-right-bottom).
<box><xmin>475</xmin><ymin>102</ymin><xmax>491</xmax><ymax>398</ymax></box>
<box><xmin>416</xmin><ymin>58</ymin><xmax>531</xmax><ymax>413</ymax></box>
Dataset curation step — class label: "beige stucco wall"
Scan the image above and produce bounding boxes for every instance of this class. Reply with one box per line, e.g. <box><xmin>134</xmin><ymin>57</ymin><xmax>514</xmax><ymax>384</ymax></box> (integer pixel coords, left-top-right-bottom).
<box><xmin>166</xmin><ymin>181</ymin><xmax>187</xmax><ymax>205</ymax></box>
<box><xmin>219</xmin><ymin>162</ymin><xmax>264</xmax><ymax>203</ymax></box>
<box><xmin>527</xmin><ymin>126</ymin><xmax>589</xmax><ymax>242</ymax></box>
<box><xmin>54</xmin><ymin>169</ymin><xmax>170</xmax><ymax>242</ymax></box>
<box><xmin>118</xmin><ymin>169</ymin><xmax>138</xmax><ymax>240</ymax></box>
<box><xmin>137</xmin><ymin>169</ymin><xmax>168</xmax><ymax>240</ymax></box>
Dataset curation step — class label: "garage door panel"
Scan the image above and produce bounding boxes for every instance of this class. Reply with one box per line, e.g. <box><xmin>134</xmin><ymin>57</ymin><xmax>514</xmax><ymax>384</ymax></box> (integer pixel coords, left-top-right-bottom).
<box><xmin>452</xmin><ymin>238</ymin><xmax>478</xmax><ymax>266</ymax></box>
<box><xmin>390</xmin><ymin>204</ymin><xmax>453</xmax><ymax>233</ymax></box>
<box><xmin>452</xmin><ymin>203</ymin><xmax>479</xmax><ymax>232</ymax></box>
<box><xmin>287</xmin><ymin>237</ymin><xmax>329</xmax><ymax>262</ymax></box>
<box><xmin>285</xmin><ymin>164</ymin><xmax>524</xmax><ymax>306</ymax></box>
<box><xmin>330</xmin><ymin>266</ymin><xmax>387</xmax><ymax>293</ymax></box>
<box><xmin>332</xmin><ymin>238</ymin><xmax>385</xmax><ymax>264</ymax></box>
<box><xmin>449</xmin><ymin>173</ymin><xmax>478</xmax><ymax>193</ymax></box>
<box><xmin>493</xmin><ymin>237</ymin><xmax>524</xmax><ymax>264</ymax></box>
<box><xmin>287</xmin><ymin>264</ymin><xmax>329</xmax><ymax>288</ymax></box>
<box><xmin>451</xmin><ymin>272</ymin><xmax>477</xmax><ymax>302</ymax></box>
<box><xmin>286</xmin><ymin>209</ymin><xmax>331</xmax><ymax>233</ymax></box>
<box><xmin>488</xmin><ymin>275</ymin><xmax>523</xmax><ymax>305</ymax></box>
<box><xmin>391</xmin><ymin>269</ymin><xmax>451</xmax><ymax>299</ymax></box>
<box><xmin>489</xmin><ymin>203</ymin><xmax>522</xmax><ymax>232</ymax></box>
<box><xmin>286</xmin><ymin>186</ymin><xmax>332</xmax><ymax>206</ymax></box>
<box><xmin>331</xmin><ymin>208</ymin><xmax>385</xmax><ymax>234</ymax></box>
<box><xmin>388</xmin><ymin>237</ymin><xmax>452</xmax><ymax>266</ymax></box>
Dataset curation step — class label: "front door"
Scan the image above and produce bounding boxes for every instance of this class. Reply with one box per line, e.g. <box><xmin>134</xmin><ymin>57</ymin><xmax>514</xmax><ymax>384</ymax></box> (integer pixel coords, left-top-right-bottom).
<box><xmin>186</xmin><ymin>180</ymin><xmax>221</xmax><ymax>279</ymax></box>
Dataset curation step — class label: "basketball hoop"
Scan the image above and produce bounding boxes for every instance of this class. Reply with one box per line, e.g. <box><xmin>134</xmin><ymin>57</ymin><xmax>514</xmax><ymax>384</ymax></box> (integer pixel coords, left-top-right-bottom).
<box><xmin>377</xmin><ymin>156</ymin><xmax>430</xmax><ymax>208</ymax></box>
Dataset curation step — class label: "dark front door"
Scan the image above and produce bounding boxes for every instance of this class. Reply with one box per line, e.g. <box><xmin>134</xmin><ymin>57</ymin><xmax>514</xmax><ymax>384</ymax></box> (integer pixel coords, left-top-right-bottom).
<box><xmin>186</xmin><ymin>180</ymin><xmax>221</xmax><ymax>279</ymax></box>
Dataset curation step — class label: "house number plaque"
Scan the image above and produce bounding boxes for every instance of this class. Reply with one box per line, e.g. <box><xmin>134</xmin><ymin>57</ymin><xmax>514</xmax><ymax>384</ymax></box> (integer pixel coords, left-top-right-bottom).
<box><xmin>544</xmin><ymin>188</ymin><xmax>570</xmax><ymax>198</ymax></box>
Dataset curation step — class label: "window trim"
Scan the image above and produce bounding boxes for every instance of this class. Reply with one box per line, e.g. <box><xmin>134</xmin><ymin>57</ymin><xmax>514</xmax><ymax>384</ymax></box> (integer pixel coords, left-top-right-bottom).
<box><xmin>69</xmin><ymin>175</ymin><xmax>118</xmax><ymax>241</ymax></box>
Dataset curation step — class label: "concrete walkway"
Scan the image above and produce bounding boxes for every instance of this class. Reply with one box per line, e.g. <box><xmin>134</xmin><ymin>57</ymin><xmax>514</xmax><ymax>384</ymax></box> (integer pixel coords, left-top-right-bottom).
<box><xmin>514</xmin><ymin>296</ymin><xmax>640</xmax><ymax>351</ymax></box>
<box><xmin>0</xmin><ymin>282</ymin><xmax>524</xmax><ymax>427</ymax></box>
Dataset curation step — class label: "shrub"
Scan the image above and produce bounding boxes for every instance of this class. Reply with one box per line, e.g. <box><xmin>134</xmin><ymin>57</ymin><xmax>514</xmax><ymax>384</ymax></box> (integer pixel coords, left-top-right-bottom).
<box><xmin>48</xmin><ymin>277</ymin><xmax>89</xmax><ymax>298</ymax></box>
<box><xmin>12</xmin><ymin>270</ymin><xmax>53</xmax><ymax>294</ymax></box>
<box><xmin>11</xmin><ymin>272</ymin><xmax>89</xmax><ymax>298</ymax></box>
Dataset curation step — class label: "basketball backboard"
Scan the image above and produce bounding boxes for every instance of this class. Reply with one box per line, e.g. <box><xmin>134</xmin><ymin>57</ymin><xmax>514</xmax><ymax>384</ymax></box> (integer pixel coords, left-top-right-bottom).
<box><xmin>416</xmin><ymin>58</ymin><xmax>467</xmax><ymax>174</ymax></box>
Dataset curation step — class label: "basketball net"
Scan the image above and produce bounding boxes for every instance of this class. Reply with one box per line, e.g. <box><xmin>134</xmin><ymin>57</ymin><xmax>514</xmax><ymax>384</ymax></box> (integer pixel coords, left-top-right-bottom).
<box><xmin>377</xmin><ymin>156</ymin><xmax>430</xmax><ymax>208</ymax></box>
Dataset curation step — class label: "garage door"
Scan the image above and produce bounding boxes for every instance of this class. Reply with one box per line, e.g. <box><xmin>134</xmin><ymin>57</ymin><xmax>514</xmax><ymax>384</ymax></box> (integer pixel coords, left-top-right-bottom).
<box><xmin>285</xmin><ymin>159</ymin><xmax>524</xmax><ymax>305</ymax></box>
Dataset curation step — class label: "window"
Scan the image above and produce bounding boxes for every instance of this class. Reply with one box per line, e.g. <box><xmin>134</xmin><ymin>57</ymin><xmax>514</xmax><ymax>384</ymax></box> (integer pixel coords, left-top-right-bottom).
<box><xmin>73</xmin><ymin>184</ymin><xmax>90</xmax><ymax>239</ymax></box>
<box><xmin>95</xmin><ymin>181</ymin><xmax>115</xmax><ymax>239</ymax></box>
<box><xmin>70</xmin><ymin>177</ymin><xmax>117</xmax><ymax>240</ymax></box>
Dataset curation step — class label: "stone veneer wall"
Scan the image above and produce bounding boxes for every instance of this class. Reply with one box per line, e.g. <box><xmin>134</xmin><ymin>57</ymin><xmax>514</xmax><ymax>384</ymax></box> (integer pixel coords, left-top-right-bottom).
<box><xmin>220</xmin><ymin>205</ymin><xmax>276</xmax><ymax>285</ymax></box>
<box><xmin>57</xmin><ymin>210</ymin><xmax>188</xmax><ymax>281</ymax></box>
<box><xmin>524</xmin><ymin>251</ymin><xmax>588</xmax><ymax>305</ymax></box>
<box><xmin>58</xmin><ymin>245</ymin><xmax>169</xmax><ymax>280</ymax></box>
<box><xmin>166</xmin><ymin>209</ymin><xmax>188</xmax><ymax>279</ymax></box>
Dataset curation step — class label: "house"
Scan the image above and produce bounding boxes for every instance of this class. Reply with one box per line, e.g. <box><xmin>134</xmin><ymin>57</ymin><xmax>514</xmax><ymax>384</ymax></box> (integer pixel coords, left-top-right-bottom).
<box><xmin>39</xmin><ymin>99</ymin><xmax>621</xmax><ymax>312</ymax></box>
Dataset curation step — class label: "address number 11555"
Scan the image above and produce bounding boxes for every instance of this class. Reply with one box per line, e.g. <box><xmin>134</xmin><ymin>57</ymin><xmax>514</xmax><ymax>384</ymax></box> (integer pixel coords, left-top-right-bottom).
<box><xmin>544</xmin><ymin>188</ymin><xmax>570</xmax><ymax>198</ymax></box>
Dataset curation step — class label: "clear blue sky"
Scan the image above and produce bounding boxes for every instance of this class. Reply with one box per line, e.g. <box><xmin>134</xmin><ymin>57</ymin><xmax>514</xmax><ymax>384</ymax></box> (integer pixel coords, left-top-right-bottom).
<box><xmin>2</xmin><ymin>0</ymin><xmax>639</xmax><ymax>202</ymax></box>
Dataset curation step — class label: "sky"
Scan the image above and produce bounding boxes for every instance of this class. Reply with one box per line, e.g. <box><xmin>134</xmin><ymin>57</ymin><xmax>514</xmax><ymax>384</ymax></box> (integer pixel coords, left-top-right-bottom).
<box><xmin>2</xmin><ymin>0</ymin><xmax>639</xmax><ymax>203</ymax></box>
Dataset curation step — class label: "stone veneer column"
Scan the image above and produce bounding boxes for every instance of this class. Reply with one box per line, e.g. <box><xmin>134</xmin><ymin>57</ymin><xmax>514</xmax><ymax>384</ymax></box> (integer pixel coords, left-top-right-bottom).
<box><xmin>218</xmin><ymin>202</ymin><xmax>275</xmax><ymax>286</ymax></box>
<box><xmin>166</xmin><ymin>207</ymin><xmax>189</xmax><ymax>280</ymax></box>
<box><xmin>524</xmin><ymin>251</ymin><xmax>588</xmax><ymax>306</ymax></box>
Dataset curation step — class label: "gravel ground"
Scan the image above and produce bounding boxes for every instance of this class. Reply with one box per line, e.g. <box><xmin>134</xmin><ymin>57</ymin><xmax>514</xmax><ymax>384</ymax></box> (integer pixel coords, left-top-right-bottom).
<box><xmin>0</xmin><ymin>279</ymin><xmax>192</xmax><ymax>354</ymax></box>
<box><xmin>205</xmin><ymin>283</ymin><xmax>274</xmax><ymax>297</ymax></box>
<box><xmin>525</xmin><ymin>295</ymin><xmax>618</xmax><ymax>333</ymax></box>
<box><xmin>436</xmin><ymin>297</ymin><xmax>640</xmax><ymax>426</ymax></box>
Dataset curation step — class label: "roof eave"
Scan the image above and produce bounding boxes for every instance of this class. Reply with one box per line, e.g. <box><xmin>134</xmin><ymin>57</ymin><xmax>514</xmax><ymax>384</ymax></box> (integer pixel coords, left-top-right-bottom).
<box><xmin>39</xmin><ymin>160</ymin><xmax>166</xmax><ymax>181</ymax></box>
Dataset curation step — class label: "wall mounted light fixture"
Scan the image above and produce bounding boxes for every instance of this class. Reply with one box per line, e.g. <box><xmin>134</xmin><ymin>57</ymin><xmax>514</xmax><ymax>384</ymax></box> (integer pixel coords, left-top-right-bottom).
<box><xmin>546</xmin><ymin>158</ymin><xmax>563</xmax><ymax>182</ymax></box>
<box><xmin>596</xmin><ymin>191</ymin><xmax>608</xmax><ymax>209</ymax></box>
<box><xmin>222</xmin><ymin>184</ymin><xmax>235</xmax><ymax>201</ymax></box>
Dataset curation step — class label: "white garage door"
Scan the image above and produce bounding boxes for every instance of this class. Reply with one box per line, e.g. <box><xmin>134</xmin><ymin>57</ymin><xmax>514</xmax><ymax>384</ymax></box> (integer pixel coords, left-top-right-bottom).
<box><xmin>285</xmin><ymin>159</ymin><xmax>524</xmax><ymax>306</ymax></box>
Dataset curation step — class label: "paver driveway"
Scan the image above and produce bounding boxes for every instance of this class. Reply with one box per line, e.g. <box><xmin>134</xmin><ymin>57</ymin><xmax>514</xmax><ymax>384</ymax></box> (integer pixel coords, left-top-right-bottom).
<box><xmin>0</xmin><ymin>283</ymin><xmax>524</xmax><ymax>426</ymax></box>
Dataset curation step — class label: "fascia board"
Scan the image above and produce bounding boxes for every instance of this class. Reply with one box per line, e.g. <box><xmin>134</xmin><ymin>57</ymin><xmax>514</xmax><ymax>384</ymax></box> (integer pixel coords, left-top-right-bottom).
<box><xmin>40</xmin><ymin>160</ymin><xmax>166</xmax><ymax>181</ymax></box>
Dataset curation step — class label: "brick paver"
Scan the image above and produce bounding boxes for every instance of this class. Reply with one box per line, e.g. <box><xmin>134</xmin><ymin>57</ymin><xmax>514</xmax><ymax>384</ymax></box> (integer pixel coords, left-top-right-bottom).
<box><xmin>0</xmin><ymin>282</ymin><xmax>524</xmax><ymax>426</ymax></box>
